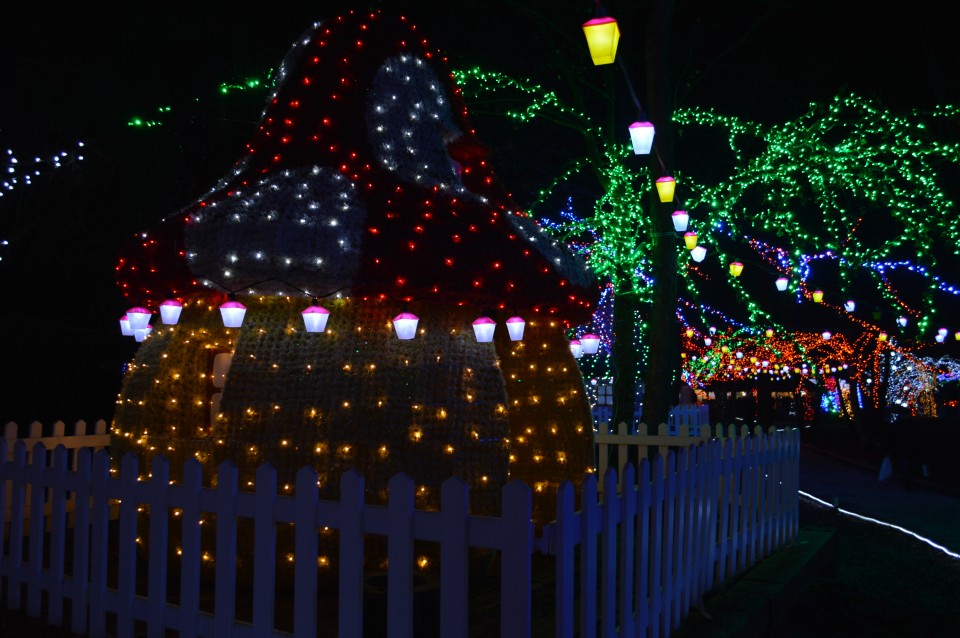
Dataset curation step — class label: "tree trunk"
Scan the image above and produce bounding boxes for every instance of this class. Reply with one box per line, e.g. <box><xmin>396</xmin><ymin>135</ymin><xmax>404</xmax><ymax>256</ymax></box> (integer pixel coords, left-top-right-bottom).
<box><xmin>639</xmin><ymin>0</ymin><xmax>679</xmax><ymax>432</ymax></box>
<box><xmin>611</xmin><ymin>282</ymin><xmax>641</xmax><ymax>430</ymax></box>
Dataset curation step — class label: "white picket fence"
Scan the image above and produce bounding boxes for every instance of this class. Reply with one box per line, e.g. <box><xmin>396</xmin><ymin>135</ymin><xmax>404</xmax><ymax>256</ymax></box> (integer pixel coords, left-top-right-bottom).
<box><xmin>0</xmin><ymin>426</ymin><xmax>799</xmax><ymax>638</ymax></box>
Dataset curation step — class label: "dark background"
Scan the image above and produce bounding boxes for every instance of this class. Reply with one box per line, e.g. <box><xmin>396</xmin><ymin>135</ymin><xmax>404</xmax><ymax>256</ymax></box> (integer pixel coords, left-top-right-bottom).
<box><xmin>1</xmin><ymin>1</ymin><xmax>958</xmax><ymax>426</ymax></box>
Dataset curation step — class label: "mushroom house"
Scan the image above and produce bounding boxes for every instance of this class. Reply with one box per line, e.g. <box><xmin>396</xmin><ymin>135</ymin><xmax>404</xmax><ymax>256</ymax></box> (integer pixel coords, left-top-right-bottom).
<box><xmin>112</xmin><ymin>9</ymin><xmax>600</xmax><ymax>526</ymax></box>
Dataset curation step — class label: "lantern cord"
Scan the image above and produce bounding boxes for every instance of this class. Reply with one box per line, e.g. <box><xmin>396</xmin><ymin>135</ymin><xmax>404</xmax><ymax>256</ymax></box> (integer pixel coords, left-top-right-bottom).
<box><xmin>199</xmin><ymin>275</ymin><xmax>354</xmax><ymax>300</ymax></box>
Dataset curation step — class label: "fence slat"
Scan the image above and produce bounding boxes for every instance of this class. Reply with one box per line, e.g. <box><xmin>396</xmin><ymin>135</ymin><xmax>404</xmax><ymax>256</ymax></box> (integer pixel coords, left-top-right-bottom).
<box><xmin>88</xmin><ymin>450</ymin><xmax>111</xmax><ymax>637</ymax></box>
<box><xmin>619</xmin><ymin>463</ymin><xmax>636</xmax><ymax>638</ymax></box>
<box><xmin>501</xmin><ymin>480</ymin><xmax>532</xmax><ymax>638</ymax></box>
<box><xmin>26</xmin><ymin>442</ymin><xmax>47</xmax><ymax>616</ymax></box>
<box><xmin>252</xmin><ymin>463</ymin><xmax>278</xmax><ymax>637</ymax></box>
<box><xmin>214</xmin><ymin>461</ymin><xmax>238</xmax><ymax>638</ymax></box>
<box><xmin>47</xmin><ymin>446</ymin><xmax>69</xmax><ymax>626</ymax></box>
<box><xmin>579</xmin><ymin>473</ymin><xmax>598</xmax><ymax>638</ymax></box>
<box><xmin>71</xmin><ymin>447</ymin><xmax>93</xmax><ymax>634</ymax></box>
<box><xmin>7</xmin><ymin>441</ymin><xmax>28</xmax><ymax>611</ymax></box>
<box><xmin>600</xmin><ymin>468</ymin><xmax>618</xmax><ymax>638</ymax></box>
<box><xmin>294</xmin><ymin>466</ymin><xmax>319</xmax><ymax>638</ymax></box>
<box><xmin>179</xmin><ymin>459</ymin><xmax>203</xmax><ymax>638</ymax></box>
<box><xmin>117</xmin><ymin>453</ymin><xmax>140</xmax><ymax>638</ymax></box>
<box><xmin>635</xmin><ymin>457</ymin><xmax>652</xmax><ymax>638</ymax></box>
<box><xmin>147</xmin><ymin>455</ymin><xmax>170</xmax><ymax>638</ymax></box>
<box><xmin>650</xmin><ymin>454</ymin><xmax>664</xmax><ymax>638</ymax></box>
<box><xmin>440</xmin><ymin>477</ymin><xmax>469</xmax><ymax>638</ymax></box>
<box><xmin>338</xmin><ymin>469</ymin><xmax>365</xmax><ymax>638</ymax></box>
<box><xmin>554</xmin><ymin>481</ymin><xmax>575</xmax><ymax>638</ymax></box>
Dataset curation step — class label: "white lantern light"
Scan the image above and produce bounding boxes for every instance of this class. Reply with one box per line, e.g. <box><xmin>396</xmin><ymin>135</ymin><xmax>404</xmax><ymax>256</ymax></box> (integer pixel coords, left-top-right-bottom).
<box><xmin>506</xmin><ymin>316</ymin><xmax>525</xmax><ymax>341</ymax></box>
<box><xmin>822</xmin><ymin>331</ymin><xmax>832</xmax><ymax>341</ymax></box>
<box><xmin>844</xmin><ymin>300</ymin><xmax>856</xmax><ymax>313</ymax></box>
<box><xmin>134</xmin><ymin>325</ymin><xmax>153</xmax><ymax>343</ymax></box>
<box><xmin>735</xmin><ymin>351</ymin><xmax>744</xmax><ymax>359</ymax></box>
<box><xmin>471</xmin><ymin>316</ymin><xmax>496</xmax><ymax>343</ymax></box>
<box><xmin>897</xmin><ymin>316</ymin><xmax>908</xmax><ymax>328</ymax></box>
<box><xmin>708</xmin><ymin>326</ymin><xmax>717</xmax><ymax>335</ymax></box>
<box><xmin>690</xmin><ymin>245</ymin><xmax>707</xmax><ymax>262</ymax></box>
<box><xmin>580</xmin><ymin>333</ymin><xmax>600</xmax><ymax>354</ymax></box>
<box><xmin>219</xmin><ymin>300</ymin><xmax>247</xmax><ymax>328</ymax></box>
<box><xmin>704</xmin><ymin>337</ymin><xmax>712</xmax><ymax>346</ymax></box>
<box><xmin>569</xmin><ymin>339</ymin><xmax>583</xmax><ymax>359</ymax></box>
<box><xmin>126</xmin><ymin>306</ymin><xmax>152</xmax><ymax>331</ymax></box>
<box><xmin>775</xmin><ymin>277</ymin><xmax>789</xmax><ymax>291</ymax></box>
<box><xmin>159</xmin><ymin>299</ymin><xmax>183</xmax><ymax>325</ymax></box>
<box><xmin>393</xmin><ymin>312</ymin><xmax>419</xmax><ymax>340</ymax></box>
<box><xmin>628</xmin><ymin>121</ymin><xmax>655</xmax><ymax>155</ymax></box>
<box><xmin>935</xmin><ymin>333</ymin><xmax>945</xmax><ymax>343</ymax></box>
<box><xmin>301</xmin><ymin>303</ymin><xmax>330</xmax><ymax>333</ymax></box>
<box><xmin>671</xmin><ymin>210</ymin><xmax>689</xmax><ymax>232</ymax></box>
<box><xmin>119</xmin><ymin>315</ymin><xmax>133</xmax><ymax>336</ymax></box>
<box><xmin>937</xmin><ymin>327</ymin><xmax>948</xmax><ymax>337</ymax></box>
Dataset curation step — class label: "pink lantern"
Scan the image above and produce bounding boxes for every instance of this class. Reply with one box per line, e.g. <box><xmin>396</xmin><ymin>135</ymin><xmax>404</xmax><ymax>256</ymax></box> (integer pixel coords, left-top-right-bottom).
<box><xmin>126</xmin><ymin>306</ymin><xmax>152</xmax><ymax>331</ymax></box>
<box><xmin>506</xmin><ymin>316</ymin><xmax>525</xmax><ymax>341</ymax></box>
<box><xmin>628</xmin><ymin>121</ymin><xmax>655</xmax><ymax>155</ymax></box>
<box><xmin>471</xmin><ymin>316</ymin><xmax>496</xmax><ymax>343</ymax></box>
<box><xmin>569</xmin><ymin>339</ymin><xmax>583</xmax><ymax>359</ymax></box>
<box><xmin>159</xmin><ymin>299</ymin><xmax>183</xmax><ymax>325</ymax></box>
<box><xmin>393</xmin><ymin>312</ymin><xmax>419</xmax><ymax>340</ymax></box>
<box><xmin>119</xmin><ymin>315</ymin><xmax>133</xmax><ymax>336</ymax></box>
<box><xmin>301</xmin><ymin>304</ymin><xmax>330</xmax><ymax>333</ymax></box>
<box><xmin>219</xmin><ymin>300</ymin><xmax>247</xmax><ymax>328</ymax></box>
<box><xmin>580</xmin><ymin>333</ymin><xmax>600</xmax><ymax>354</ymax></box>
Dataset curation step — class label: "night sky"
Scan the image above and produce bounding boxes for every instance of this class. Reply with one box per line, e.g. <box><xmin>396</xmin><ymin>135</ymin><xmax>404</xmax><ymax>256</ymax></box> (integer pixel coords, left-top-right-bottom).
<box><xmin>1</xmin><ymin>1</ymin><xmax>958</xmax><ymax>426</ymax></box>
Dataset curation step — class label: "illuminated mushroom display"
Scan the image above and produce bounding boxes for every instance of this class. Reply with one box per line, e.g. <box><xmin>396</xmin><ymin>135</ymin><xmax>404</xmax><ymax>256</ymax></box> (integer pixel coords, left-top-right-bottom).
<box><xmin>112</xmin><ymin>10</ymin><xmax>599</xmax><ymax>523</ymax></box>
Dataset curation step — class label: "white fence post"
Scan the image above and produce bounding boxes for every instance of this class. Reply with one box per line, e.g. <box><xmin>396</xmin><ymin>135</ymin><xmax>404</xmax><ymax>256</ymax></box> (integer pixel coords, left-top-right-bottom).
<box><xmin>501</xmin><ymin>480</ymin><xmax>532</xmax><ymax>638</ymax></box>
<box><xmin>554</xmin><ymin>480</ymin><xmax>575</xmax><ymax>638</ymax></box>
<box><xmin>579</xmin><ymin>473</ymin><xmax>598</xmax><ymax>638</ymax></box>
<box><xmin>147</xmin><ymin>455</ymin><xmax>170</xmax><ymax>638</ymax></box>
<box><xmin>294</xmin><ymin>466</ymin><xmax>319</xmax><ymax>638</ymax></box>
<box><xmin>71</xmin><ymin>447</ymin><xmax>93</xmax><ymax>635</ymax></box>
<box><xmin>213</xmin><ymin>461</ymin><xmax>238</xmax><ymax>638</ymax></box>
<box><xmin>252</xmin><ymin>463</ymin><xmax>278</xmax><ymax>638</ymax></box>
<box><xmin>26</xmin><ymin>442</ymin><xmax>46</xmax><ymax>616</ymax></box>
<box><xmin>179</xmin><ymin>459</ymin><xmax>203</xmax><ymax>638</ymax></box>
<box><xmin>338</xmin><ymin>469</ymin><xmax>365</xmax><ymax>638</ymax></box>
<box><xmin>47</xmin><ymin>445</ymin><xmax>69</xmax><ymax>626</ymax></box>
<box><xmin>117</xmin><ymin>452</ymin><xmax>140</xmax><ymax>638</ymax></box>
<box><xmin>440</xmin><ymin>477</ymin><xmax>469</xmax><ymax>638</ymax></box>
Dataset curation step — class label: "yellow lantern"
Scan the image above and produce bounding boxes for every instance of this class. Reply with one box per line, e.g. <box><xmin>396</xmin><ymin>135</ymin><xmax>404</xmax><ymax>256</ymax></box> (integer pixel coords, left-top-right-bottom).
<box><xmin>582</xmin><ymin>17</ymin><xmax>620</xmax><ymax>65</ymax></box>
<box><xmin>878</xmin><ymin>332</ymin><xmax>888</xmax><ymax>342</ymax></box>
<box><xmin>729</xmin><ymin>261</ymin><xmax>744</xmax><ymax>277</ymax></box>
<box><xmin>655</xmin><ymin>176</ymin><xmax>676</xmax><ymax>203</ymax></box>
<box><xmin>685</xmin><ymin>328</ymin><xmax>694</xmax><ymax>338</ymax></box>
<box><xmin>812</xmin><ymin>290</ymin><xmax>824</xmax><ymax>303</ymax></box>
<box><xmin>765</xmin><ymin>328</ymin><xmax>774</xmax><ymax>338</ymax></box>
<box><xmin>683</xmin><ymin>232</ymin><xmax>698</xmax><ymax>250</ymax></box>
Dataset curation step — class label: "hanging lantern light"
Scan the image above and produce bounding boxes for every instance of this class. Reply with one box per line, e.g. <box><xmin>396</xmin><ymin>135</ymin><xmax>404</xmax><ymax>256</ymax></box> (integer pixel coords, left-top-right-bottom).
<box><xmin>879</xmin><ymin>332</ymin><xmax>888</xmax><ymax>342</ymax></box>
<box><xmin>729</xmin><ymin>261</ymin><xmax>744</xmax><ymax>277</ymax></box>
<box><xmin>822</xmin><ymin>331</ymin><xmax>832</xmax><ymax>341</ymax></box>
<box><xmin>392</xmin><ymin>312</ymin><xmax>419</xmax><ymax>340</ymax></box>
<box><xmin>126</xmin><ymin>306</ymin><xmax>152</xmax><ymax>331</ymax></box>
<box><xmin>704</xmin><ymin>337</ymin><xmax>712</xmax><ymax>346</ymax></box>
<box><xmin>671</xmin><ymin>210</ymin><xmax>689</xmax><ymax>232</ymax></box>
<box><xmin>628</xmin><ymin>120</ymin><xmax>655</xmax><ymax>155</ymax></box>
<box><xmin>471</xmin><ymin>316</ymin><xmax>496</xmax><ymax>343</ymax></box>
<box><xmin>721</xmin><ymin>345</ymin><xmax>729</xmax><ymax>353</ymax></box>
<box><xmin>897</xmin><ymin>316</ymin><xmax>908</xmax><ymax>328</ymax></box>
<box><xmin>954</xmin><ymin>331</ymin><xmax>960</xmax><ymax>341</ymax></box>
<box><xmin>765</xmin><ymin>328</ymin><xmax>774</xmax><ymax>338</ymax></box>
<box><xmin>580</xmin><ymin>333</ymin><xmax>600</xmax><ymax>355</ymax></box>
<box><xmin>685</xmin><ymin>328</ymin><xmax>694</xmax><ymax>338</ymax></box>
<box><xmin>581</xmin><ymin>17</ymin><xmax>619</xmax><ymax>65</ymax></box>
<box><xmin>736</xmin><ymin>351</ymin><xmax>744</xmax><ymax>359</ymax></box>
<box><xmin>301</xmin><ymin>302</ymin><xmax>331</xmax><ymax>333</ymax></box>
<box><xmin>844</xmin><ymin>300</ymin><xmax>856</xmax><ymax>313</ymax></box>
<box><xmin>506</xmin><ymin>315</ymin><xmax>525</xmax><ymax>341</ymax></box>
<box><xmin>655</xmin><ymin>176</ymin><xmax>676</xmax><ymax>203</ymax></box>
<box><xmin>569</xmin><ymin>339</ymin><xmax>583</xmax><ymax>359</ymax></box>
<box><xmin>690</xmin><ymin>245</ymin><xmax>707</xmax><ymax>262</ymax></box>
<box><xmin>812</xmin><ymin>290</ymin><xmax>824</xmax><ymax>303</ymax></box>
<box><xmin>159</xmin><ymin>299</ymin><xmax>183</xmax><ymax>325</ymax></box>
<box><xmin>708</xmin><ymin>326</ymin><xmax>717</xmax><ymax>335</ymax></box>
<box><xmin>219</xmin><ymin>299</ymin><xmax>247</xmax><ymax>328</ymax></box>
<box><xmin>119</xmin><ymin>315</ymin><xmax>133</xmax><ymax>337</ymax></box>
<box><xmin>683</xmin><ymin>232</ymin><xmax>698</xmax><ymax>250</ymax></box>
<box><xmin>775</xmin><ymin>277</ymin><xmax>788</xmax><ymax>291</ymax></box>
<box><xmin>935</xmin><ymin>333</ymin><xmax>945</xmax><ymax>343</ymax></box>
<box><xmin>134</xmin><ymin>325</ymin><xmax>153</xmax><ymax>343</ymax></box>
<box><xmin>937</xmin><ymin>327</ymin><xmax>948</xmax><ymax>337</ymax></box>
